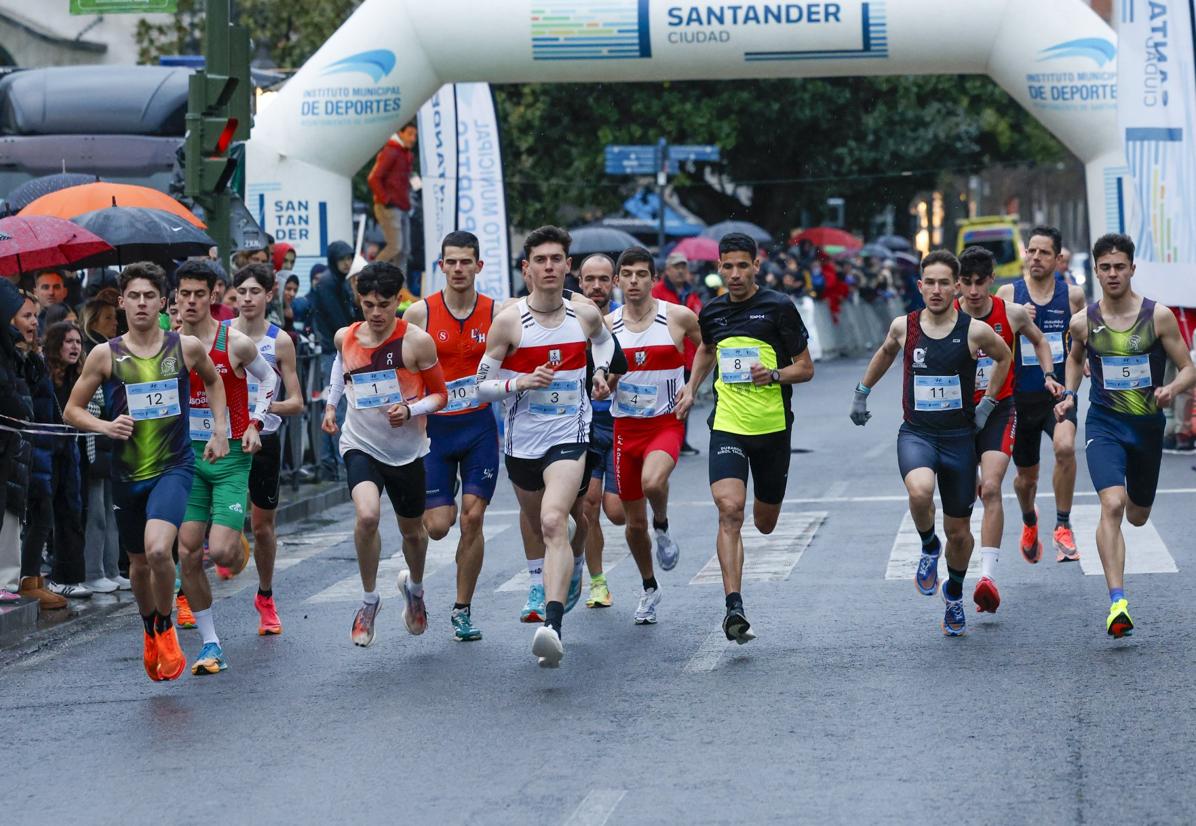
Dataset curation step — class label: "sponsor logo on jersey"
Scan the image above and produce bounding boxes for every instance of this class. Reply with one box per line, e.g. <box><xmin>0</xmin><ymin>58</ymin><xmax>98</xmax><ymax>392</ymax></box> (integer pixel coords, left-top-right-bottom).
<box><xmin>160</xmin><ymin>356</ymin><xmax>179</xmax><ymax>375</ymax></box>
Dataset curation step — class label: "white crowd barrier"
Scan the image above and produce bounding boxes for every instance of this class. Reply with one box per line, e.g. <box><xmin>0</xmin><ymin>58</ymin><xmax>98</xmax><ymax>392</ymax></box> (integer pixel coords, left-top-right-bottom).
<box><xmin>796</xmin><ymin>295</ymin><xmax>906</xmax><ymax>361</ymax></box>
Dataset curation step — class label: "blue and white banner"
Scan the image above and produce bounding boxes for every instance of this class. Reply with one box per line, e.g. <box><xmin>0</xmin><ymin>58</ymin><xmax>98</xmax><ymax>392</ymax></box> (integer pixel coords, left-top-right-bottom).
<box><xmin>1116</xmin><ymin>0</ymin><xmax>1196</xmax><ymax>305</ymax></box>
<box><xmin>417</xmin><ymin>82</ymin><xmax>511</xmax><ymax>300</ymax></box>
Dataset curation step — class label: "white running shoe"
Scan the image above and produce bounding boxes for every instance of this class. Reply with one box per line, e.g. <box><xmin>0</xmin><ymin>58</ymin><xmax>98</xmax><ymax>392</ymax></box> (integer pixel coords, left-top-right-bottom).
<box><xmin>113</xmin><ymin>575</ymin><xmax>132</xmax><ymax>590</ymax></box>
<box><xmin>82</xmin><ymin>577</ymin><xmax>118</xmax><ymax>594</ymax></box>
<box><xmin>532</xmin><ymin>625</ymin><xmax>564</xmax><ymax>668</ymax></box>
<box><xmin>46</xmin><ymin>581</ymin><xmax>91</xmax><ymax>599</ymax></box>
<box><xmin>654</xmin><ymin>529</ymin><xmax>680</xmax><ymax>571</ymax></box>
<box><xmin>634</xmin><ymin>587</ymin><xmax>662</xmax><ymax>625</ymax></box>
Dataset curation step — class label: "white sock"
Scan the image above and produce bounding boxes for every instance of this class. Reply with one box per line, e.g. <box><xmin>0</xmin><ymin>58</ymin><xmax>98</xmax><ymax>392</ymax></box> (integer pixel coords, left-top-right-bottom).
<box><xmin>980</xmin><ymin>547</ymin><xmax>999</xmax><ymax>579</ymax></box>
<box><xmin>362</xmin><ymin>590</ymin><xmax>380</xmax><ymax>604</ymax></box>
<box><xmin>407</xmin><ymin>577</ymin><xmax>423</xmax><ymax>597</ymax></box>
<box><xmin>527</xmin><ymin>558</ymin><xmax>544</xmax><ymax>586</ymax></box>
<box><xmin>193</xmin><ymin>608</ymin><xmax>219</xmax><ymax>645</ymax></box>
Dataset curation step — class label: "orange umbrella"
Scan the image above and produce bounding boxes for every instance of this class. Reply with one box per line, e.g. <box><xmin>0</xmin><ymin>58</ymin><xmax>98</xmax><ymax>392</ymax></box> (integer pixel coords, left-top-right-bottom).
<box><xmin>19</xmin><ymin>182</ymin><xmax>205</xmax><ymax>227</ymax></box>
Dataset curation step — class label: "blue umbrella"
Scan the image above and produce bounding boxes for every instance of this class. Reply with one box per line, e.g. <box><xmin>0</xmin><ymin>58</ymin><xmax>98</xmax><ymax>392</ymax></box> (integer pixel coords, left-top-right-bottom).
<box><xmin>701</xmin><ymin>220</ymin><xmax>772</xmax><ymax>245</ymax></box>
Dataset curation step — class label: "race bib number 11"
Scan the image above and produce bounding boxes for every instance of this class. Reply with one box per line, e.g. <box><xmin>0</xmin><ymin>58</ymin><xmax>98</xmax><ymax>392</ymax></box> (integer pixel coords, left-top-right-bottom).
<box><xmin>913</xmin><ymin>375</ymin><xmax>963</xmax><ymax>411</ymax></box>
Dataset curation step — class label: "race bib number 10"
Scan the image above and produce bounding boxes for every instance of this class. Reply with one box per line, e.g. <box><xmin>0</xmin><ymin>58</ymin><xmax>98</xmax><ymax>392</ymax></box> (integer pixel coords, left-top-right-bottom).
<box><xmin>444</xmin><ymin>376</ymin><xmax>479</xmax><ymax>412</ymax></box>
<box><xmin>125</xmin><ymin>380</ymin><xmax>181</xmax><ymax>421</ymax></box>
<box><xmin>351</xmin><ymin>370</ymin><xmax>403</xmax><ymax>409</ymax></box>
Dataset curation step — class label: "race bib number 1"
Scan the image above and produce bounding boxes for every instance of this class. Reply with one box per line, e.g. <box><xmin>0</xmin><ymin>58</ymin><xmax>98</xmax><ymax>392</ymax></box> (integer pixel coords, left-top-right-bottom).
<box><xmin>444</xmin><ymin>376</ymin><xmax>479</xmax><ymax>412</ymax></box>
<box><xmin>719</xmin><ymin>347</ymin><xmax>759</xmax><ymax>384</ymax></box>
<box><xmin>913</xmin><ymin>375</ymin><xmax>963</xmax><ymax>411</ymax></box>
<box><xmin>125</xmin><ymin>380</ymin><xmax>181</xmax><ymax>421</ymax></box>
<box><xmin>351</xmin><ymin>370</ymin><xmax>403</xmax><ymax>409</ymax></box>
<box><xmin>1101</xmin><ymin>355</ymin><xmax>1152</xmax><ymax>390</ymax></box>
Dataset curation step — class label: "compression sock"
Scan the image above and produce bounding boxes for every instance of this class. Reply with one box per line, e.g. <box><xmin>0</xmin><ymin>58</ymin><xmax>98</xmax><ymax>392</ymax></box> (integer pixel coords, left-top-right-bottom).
<box><xmin>192</xmin><ymin>608</ymin><xmax>219</xmax><ymax>645</ymax></box>
<box><xmin>1023</xmin><ymin>510</ymin><xmax>1037</xmax><ymax>527</ymax></box>
<box><xmin>918</xmin><ymin>526</ymin><xmax>940</xmax><ymax>554</ymax></box>
<box><xmin>1110</xmin><ymin>587</ymin><xmax>1126</xmax><ymax>605</ymax></box>
<box><xmin>725</xmin><ymin>591</ymin><xmax>743</xmax><ymax>611</ymax></box>
<box><xmin>257</xmin><ymin>587</ymin><xmax>273</xmax><ymax>599</ymax></box>
<box><xmin>544</xmin><ymin>601</ymin><xmax>564</xmax><ymax>634</ymax></box>
<box><xmin>527</xmin><ymin>558</ymin><xmax>544</xmax><ymax>586</ymax></box>
<box><xmin>653</xmin><ymin>517</ymin><xmax>670</xmax><ymax>533</ymax></box>
<box><xmin>1056</xmin><ymin>510</ymin><xmax>1071</xmax><ymax>528</ymax></box>
<box><xmin>453</xmin><ymin>603</ymin><xmax>470</xmax><ymax>611</ymax></box>
<box><xmin>944</xmin><ymin>566</ymin><xmax>966</xmax><ymax>601</ymax></box>
<box><xmin>643</xmin><ymin>576</ymin><xmax>659</xmax><ymax>592</ymax></box>
<box><xmin>154</xmin><ymin>613</ymin><xmax>173</xmax><ymax>634</ymax></box>
<box><xmin>980</xmin><ymin>547</ymin><xmax>999</xmax><ymax>579</ymax></box>
<box><xmin>142</xmin><ymin>613</ymin><xmax>156</xmax><ymax>635</ymax></box>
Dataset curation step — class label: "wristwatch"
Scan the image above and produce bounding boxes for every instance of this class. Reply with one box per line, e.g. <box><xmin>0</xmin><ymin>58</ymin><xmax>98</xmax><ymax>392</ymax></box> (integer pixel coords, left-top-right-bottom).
<box><xmin>1044</xmin><ymin>371</ymin><xmax>1060</xmax><ymax>383</ymax></box>
<box><xmin>769</xmin><ymin>369</ymin><xmax>781</xmax><ymax>384</ymax></box>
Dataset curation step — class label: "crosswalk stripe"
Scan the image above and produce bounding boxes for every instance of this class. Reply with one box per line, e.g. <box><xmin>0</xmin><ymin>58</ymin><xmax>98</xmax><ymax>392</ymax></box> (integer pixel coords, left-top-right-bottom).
<box><xmin>885</xmin><ymin>511</ymin><xmax>982</xmax><ymax>581</ymax></box>
<box><xmin>689</xmin><ymin>511</ymin><xmax>826</xmax><ymax>585</ymax></box>
<box><xmin>305</xmin><ymin>523</ymin><xmax>511</xmax><ymax>604</ymax></box>
<box><xmin>495</xmin><ymin>521</ymin><xmax>628</xmax><ymax>593</ymax></box>
<box><xmin>563</xmin><ymin>789</ymin><xmax>626</xmax><ymax>826</ymax></box>
<box><xmin>214</xmin><ymin>531</ymin><xmax>352</xmax><ymax>599</ymax></box>
<box><xmin>1070</xmin><ymin>504</ymin><xmax>1178</xmax><ymax>575</ymax></box>
<box><xmin>682</xmin><ymin>629</ymin><xmax>731</xmax><ymax>673</ymax></box>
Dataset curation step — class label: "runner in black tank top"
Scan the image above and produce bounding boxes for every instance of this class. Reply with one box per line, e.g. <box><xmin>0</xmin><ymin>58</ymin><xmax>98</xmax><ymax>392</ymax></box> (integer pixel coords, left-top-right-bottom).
<box><xmin>850</xmin><ymin>251</ymin><xmax>1011</xmax><ymax>638</ymax></box>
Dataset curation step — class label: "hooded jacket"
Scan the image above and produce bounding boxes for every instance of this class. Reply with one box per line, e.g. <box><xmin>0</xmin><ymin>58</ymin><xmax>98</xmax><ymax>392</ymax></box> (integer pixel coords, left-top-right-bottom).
<box><xmin>272</xmin><ymin>242</ymin><xmax>294</xmax><ymax>273</ymax></box>
<box><xmin>309</xmin><ymin>241</ymin><xmax>359</xmax><ymax>352</ymax></box>
<box><xmin>367</xmin><ymin>135</ymin><xmax>414</xmax><ymax>210</ymax></box>
<box><xmin>0</xmin><ymin>279</ymin><xmax>35</xmax><ymax>516</ymax></box>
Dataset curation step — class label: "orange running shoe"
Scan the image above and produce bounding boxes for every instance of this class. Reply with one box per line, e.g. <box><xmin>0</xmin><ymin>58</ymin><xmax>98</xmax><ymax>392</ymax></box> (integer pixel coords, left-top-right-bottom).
<box><xmin>154</xmin><ymin>626</ymin><xmax>187</xmax><ymax>680</ymax></box>
<box><xmin>1054</xmin><ymin>525</ymin><xmax>1080</xmax><ymax>562</ymax></box>
<box><xmin>973</xmin><ymin>576</ymin><xmax>1001</xmax><ymax>613</ymax></box>
<box><xmin>255</xmin><ymin>593</ymin><xmax>282</xmax><ymax>636</ymax></box>
<box><xmin>143</xmin><ymin>630</ymin><xmax>163</xmax><ymax>682</ymax></box>
<box><xmin>176</xmin><ymin>594</ymin><xmax>196</xmax><ymax>629</ymax></box>
<box><xmin>1020</xmin><ymin>510</ymin><xmax>1042</xmax><ymax>564</ymax></box>
<box><xmin>217</xmin><ymin>534</ymin><xmax>252</xmax><ymax>580</ymax></box>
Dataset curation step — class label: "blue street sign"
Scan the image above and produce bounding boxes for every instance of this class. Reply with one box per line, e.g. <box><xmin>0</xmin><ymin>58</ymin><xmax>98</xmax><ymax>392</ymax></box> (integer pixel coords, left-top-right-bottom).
<box><xmin>605</xmin><ymin>144</ymin><xmax>659</xmax><ymax>175</ymax></box>
<box><xmin>668</xmin><ymin>144</ymin><xmax>720</xmax><ymax>163</ymax></box>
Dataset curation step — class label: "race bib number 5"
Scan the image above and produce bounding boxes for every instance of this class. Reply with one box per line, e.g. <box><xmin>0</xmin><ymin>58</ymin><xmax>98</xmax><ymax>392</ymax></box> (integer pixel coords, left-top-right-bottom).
<box><xmin>913</xmin><ymin>375</ymin><xmax>963</xmax><ymax>411</ymax></box>
<box><xmin>125</xmin><ymin>380</ymin><xmax>181</xmax><ymax>421</ymax></box>
<box><xmin>1101</xmin><ymin>355</ymin><xmax>1152</xmax><ymax>390</ymax></box>
<box><xmin>719</xmin><ymin>347</ymin><xmax>759</xmax><ymax>384</ymax></box>
<box><xmin>351</xmin><ymin>370</ymin><xmax>403</xmax><ymax>409</ymax></box>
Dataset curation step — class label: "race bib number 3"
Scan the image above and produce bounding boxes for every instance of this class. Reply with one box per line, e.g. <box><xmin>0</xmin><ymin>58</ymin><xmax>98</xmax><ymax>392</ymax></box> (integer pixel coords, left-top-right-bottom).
<box><xmin>718</xmin><ymin>347</ymin><xmax>759</xmax><ymax>384</ymax></box>
<box><xmin>615</xmin><ymin>381</ymin><xmax>659</xmax><ymax>417</ymax></box>
<box><xmin>1020</xmin><ymin>332</ymin><xmax>1064</xmax><ymax>367</ymax></box>
<box><xmin>975</xmin><ymin>356</ymin><xmax>994</xmax><ymax>391</ymax></box>
<box><xmin>913</xmin><ymin>375</ymin><xmax>963</xmax><ymax>411</ymax></box>
<box><xmin>444</xmin><ymin>376</ymin><xmax>479</xmax><ymax>413</ymax></box>
<box><xmin>529</xmin><ymin>380</ymin><xmax>581</xmax><ymax>416</ymax></box>
<box><xmin>189</xmin><ymin>409</ymin><xmax>232</xmax><ymax>442</ymax></box>
<box><xmin>351</xmin><ymin>370</ymin><xmax>403</xmax><ymax>409</ymax></box>
<box><xmin>125</xmin><ymin>380</ymin><xmax>181</xmax><ymax>421</ymax></box>
<box><xmin>1101</xmin><ymin>355</ymin><xmax>1152</xmax><ymax>390</ymax></box>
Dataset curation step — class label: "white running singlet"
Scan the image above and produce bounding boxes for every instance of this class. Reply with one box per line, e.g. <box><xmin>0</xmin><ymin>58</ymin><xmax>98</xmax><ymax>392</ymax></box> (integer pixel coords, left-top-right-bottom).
<box><xmin>610</xmin><ymin>300</ymin><xmax>685</xmax><ymax>419</ymax></box>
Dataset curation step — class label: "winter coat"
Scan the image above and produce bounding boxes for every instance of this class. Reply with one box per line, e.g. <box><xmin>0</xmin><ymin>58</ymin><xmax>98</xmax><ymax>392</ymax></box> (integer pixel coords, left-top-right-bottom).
<box><xmin>0</xmin><ymin>279</ymin><xmax>34</xmax><ymax>516</ymax></box>
<box><xmin>309</xmin><ymin>241</ymin><xmax>358</xmax><ymax>352</ymax></box>
<box><xmin>367</xmin><ymin>136</ymin><xmax>414</xmax><ymax>210</ymax></box>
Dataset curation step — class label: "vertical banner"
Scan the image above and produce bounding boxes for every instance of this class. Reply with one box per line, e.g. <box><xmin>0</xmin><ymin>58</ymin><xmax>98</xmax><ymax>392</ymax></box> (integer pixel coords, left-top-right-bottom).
<box><xmin>454</xmin><ymin>83</ymin><xmax>512</xmax><ymax>300</ymax></box>
<box><xmin>417</xmin><ymin>84</ymin><xmax>459</xmax><ymax>296</ymax></box>
<box><xmin>1116</xmin><ymin>0</ymin><xmax>1196</xmax><ymax>306</ymax></box>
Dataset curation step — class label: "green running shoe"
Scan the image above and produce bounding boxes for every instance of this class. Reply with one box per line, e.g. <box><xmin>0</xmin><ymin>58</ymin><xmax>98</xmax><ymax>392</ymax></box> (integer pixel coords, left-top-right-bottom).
<box><xmin>451</xmin><ymin>606</ymin><xmax>482</xmax><ymax>642</ymax></box>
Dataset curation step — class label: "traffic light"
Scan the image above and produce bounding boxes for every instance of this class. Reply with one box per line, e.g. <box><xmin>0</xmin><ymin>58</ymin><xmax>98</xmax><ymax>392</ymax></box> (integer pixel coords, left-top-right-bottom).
<box><xmin>184</xmin><ymin>71</ymin><xmax>239</xmax><ymax>196</ymax></box>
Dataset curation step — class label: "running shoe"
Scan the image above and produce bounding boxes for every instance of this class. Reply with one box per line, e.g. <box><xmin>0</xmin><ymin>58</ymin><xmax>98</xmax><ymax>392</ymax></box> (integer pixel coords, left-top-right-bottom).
<box><xmin>532</xmin><ymin>625</ymin><xmax>564</xmax><ymax>668</ymax></box>
<box><xmin>351</xmin><ymin>599</ymin><xmax>381</xmax><ymax>647</ymax></box>
<box><xmin>564</xmin><ymin>564</ymin><xmax>584</xmax><ymax>613</ymax></box>
<box><xmin>634</xmin><ymin>587</ymin><xmax>662</xmax><ymax>625</ymax></box>
<box><xmin>973</xmin><ymin>576</ymin><xmax>1000</xmax><ymax>614</ymax></box>
<box><xmin>521</xmin><ymin>583</ymin><xmax>546</xmax><ymax>623</ymax></box>
<box><xmin>191</xmin><ymin>641</ymin><xmax>228</xmax><ymax>675</ymax></box>
<box><xmin>154</xmin><ymin>626</ymin><xmax>187</xmax><ymax>680</ymax></box>
<box><xmin>113</xmin><ymin>575</ymin><xmax>132</xmax><ymax>591</ymax></box>
<box><xmin>1107</xmin><ymin>599</ymin><xmax>1134</xmax><ymax>638</ymax></box>
<box><xmin>176</xmin><ymin>594</ymin><xmax>196</xmax><ymax>629</ymax></box>
<box><xmin>142</xmin><ymin>630</ymin><xmax>162</xmax><ymax>682</ymax></box>
<box><xmin>942</xmin><ymin>592</ymin><xmax>967</xmax><ymax>636</ymax></box>
<box><xmin>915</xmin><ymin>551</ymin><xmax>940</xmax><ymax>596</ymax></box>
<box><xmin>255</xmin><ymin>593</ymin><xmax>282</xmax><ymax>636</ymax></box>
<box><xmin>1054</xmin><ymin>525</ymin><xmax>1080</xmax><ymax>562</ymax></box>
<box><xmin>397</xmin><ymin>570</ymin><xmax>427</xmax><ymax>636</ymax></box>
<box><xmin>1020</xmin><ymin>510</ymin><xmax>1042</xmax><ymax>564</ymax></box>
<box><xmin>722</xmin><ymin>605</ymin><xmax>756</xmax><ymax>644</ymax></box>
<box><xmin>451</xmin><ymin>606</ymin><xmax>482</xmax><ymax>642</ymax></box>
<box><xmin>655</xmin><ymin>528</ymin><xmax>680</xmax><ymax>571</ymax></box>
<box><xmin>586</xmin><ymin>578</ymin><xmax>612</xmax><ymax>608</ymax></box>
<box><xmin>0</xmin><ymin>588</ymin><xmax>20</xmax><ymax>604</ymax></box>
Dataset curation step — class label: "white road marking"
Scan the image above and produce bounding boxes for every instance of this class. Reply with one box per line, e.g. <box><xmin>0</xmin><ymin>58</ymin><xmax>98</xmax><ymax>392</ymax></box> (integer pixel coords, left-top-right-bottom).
<box><xmin>885</xmin><ymin>510</ymin><xmax>982</xmax><ymax>581</ymax></box>
<box><xmin>1070</xmin><ymin>504</ymin><xmax>1178</xmax><ymax>575</ymax></box>
<box><xmin>824</xmin><ymin>480</ymin><xmax>850</xmax><ymax>499</ymax></box>
<box><xmin>683</xmin><ymin>629</ymin><xmax>731</xmax><ymax>673</ymax></box>
<box><xmin>217</xmin><ymin>531</ymin><xmax>351</xmax><ymax>598</ymax></box>
<box><xmin>689</xmin><ymin>511</ymin><xmax>826</xmax><ymax>585</ymax></box>
<box><xmin>495</xmin><ymin>521</ymin><xmax>628</xmax><ymax>593</ymax></box>
<box><xmin>563</xmin><ymin>789</ymin><xmax>626</xmax><ymax>826</ymax></box>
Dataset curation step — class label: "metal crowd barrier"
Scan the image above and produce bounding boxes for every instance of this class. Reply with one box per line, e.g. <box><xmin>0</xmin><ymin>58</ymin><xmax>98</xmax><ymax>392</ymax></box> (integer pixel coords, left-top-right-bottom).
<box><xmin>795</xmin><ymin>294</ymin><xmax>906</xmax><ymax>361</ymax></box>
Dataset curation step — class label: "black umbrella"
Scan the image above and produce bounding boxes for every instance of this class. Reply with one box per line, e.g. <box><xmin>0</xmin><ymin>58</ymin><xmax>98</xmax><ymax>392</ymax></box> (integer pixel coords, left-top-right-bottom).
<box><xmin>568</xmin><ymin>225</ymin><xmax>641</xmax><ymax>256</ymax></box>
<box><xmin>700</xmin><ymin>220</ymin><xmax>772</xmax><ymax>245</ymax></box>
<box><xmin>875</xmin><ymin>234</ymin><xmax>912</xmax><ymax>252</ymax></box>
<box><xmin>4</xmin><ymin>173</ymin><xmax>101</xmax><ymax>216</ymax></box>
<box><xmin>71</xmin><ymin>206</ymin><xmax>215</xmax><ymax>265</ymax></box>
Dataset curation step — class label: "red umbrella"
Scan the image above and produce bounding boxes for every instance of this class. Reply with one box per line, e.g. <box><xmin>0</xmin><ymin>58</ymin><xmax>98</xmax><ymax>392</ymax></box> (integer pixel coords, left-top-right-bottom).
<box><xmin>671</xmin><ymin>235</ymin><xmax>721</xmax><ymax>262</ymax></box>
<box><xmin>0</xmin><ymin>215</ymin><xmax>114</xmax><ymax>278</ymax></box>
<box><xmin>791</xmin><ymin>227</ymin><xmax>863</xmax><ymax>252</ymax></box>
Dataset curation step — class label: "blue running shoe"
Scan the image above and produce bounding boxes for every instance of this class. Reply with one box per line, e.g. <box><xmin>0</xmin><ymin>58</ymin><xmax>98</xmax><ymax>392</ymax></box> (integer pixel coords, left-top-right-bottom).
<box><xmin>521</xmin><ymin>583</ymin><xmax>545</xmax><ymax>623</ymax></box>
<box><xmin>915</xmin><ymin>551</ymin><xmax>940</xmax><ymax>596</ymax></box>
<box><xmin>451</xmin><ymin>606</ymin><xmax>482</xmax><ymax>641</ymax></box>
<box><xmin>190</xmin><ymin>641</ymin><xmax>227</xmax><ymax>675</ymax></box>
<box><xmin>942</xmin><ymin>592</ymin><xmax>967</xmax><ymax>636</ymax></box>
<box><xmin>564</xmin><ymin>564</ymin><xmax>584</xmax><ymax>613</ymax></box>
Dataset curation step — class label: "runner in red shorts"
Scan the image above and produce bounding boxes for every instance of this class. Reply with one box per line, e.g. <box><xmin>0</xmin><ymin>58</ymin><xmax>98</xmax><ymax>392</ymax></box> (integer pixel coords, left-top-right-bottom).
<box><xmin>608</xmin><ymin>247</ymin><xmax>701</xmax><ymax>625</ymax></box>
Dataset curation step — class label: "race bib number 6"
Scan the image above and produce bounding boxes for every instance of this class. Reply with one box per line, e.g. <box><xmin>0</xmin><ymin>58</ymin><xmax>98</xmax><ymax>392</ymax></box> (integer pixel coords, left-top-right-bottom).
<box><xmin>189</xmin><ymin>409</ymin><xmax>232</xmax><ymax>442</ymax></box>
<box><xmin>719</xmin><ymin>347</ymin><xmax>759</xmax><ymax>384</ymax></box>
<box><xmin>913</xmin><ymin>375</ymin><xmax>963</xmax><ymax>411</ymax></box>
<box><xmin>125</xmin><ymin>379</ymin><xmax>181</xmax><ymax>421</ymax></box>
<box><xmin>351</xmin><ymin>370</ymin><xmax>403</xmax><ymax>409</ymax></box>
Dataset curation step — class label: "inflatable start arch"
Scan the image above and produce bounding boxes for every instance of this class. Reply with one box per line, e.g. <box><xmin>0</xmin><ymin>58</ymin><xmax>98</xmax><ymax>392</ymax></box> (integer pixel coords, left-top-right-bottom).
<box><xmin>247</xmin><ymin>0</ymin><xmax>1122</xmax><ymax>278</ymax></box>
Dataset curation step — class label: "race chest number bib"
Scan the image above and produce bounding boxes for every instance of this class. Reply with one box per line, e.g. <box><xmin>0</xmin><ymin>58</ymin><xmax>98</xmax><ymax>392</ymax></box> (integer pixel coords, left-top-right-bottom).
<box><xmin>529</xmin><ymin>379</ymin><xmax>580</xmax><ymax>416</ymax></box>
<box><xmin>444</xmin><ymin>376</ymin><xmax>479</xmax><ymax>412</ymax></box>
<box><xmin>125</xmin><ymin>380</ymin><xmax>181</xmax><ymax>421</ymax></box>
<box><xmin>615</xmin><ymin>381</ymin><xmax>658</xmax><ymax>417</ymax></box>
<box><xmin>351</xmin><ymin>370</ymin><xmax>403</xmax><ymax>409</ymax></box>
<box><xmin>913</xmin><ymin>375</ymin><xmax>963</xmax><ymax>411</ymax></box>
<box><xmin>1020</xmin><ymin>332</ymin><xmax>1065</xmax><ymax>366</ymax></box>
<box><xmin>719</xmin><ymin>346</ymin><xmax>759</xmax><ymax>384</ymax></box>
<box><xmin>975</xmin><ymin>356</ymin><xmax>994</xmax><ymax>391</ymax></box>
<box><xmin>1101</xmin><ymin>355</ymin><xmax>1152</xmax><ymax>390</ymax></box>
<box><xmin>189</xmin><ymin>409</ymin><xmax>232</xmax><ymax>442</ymax></box>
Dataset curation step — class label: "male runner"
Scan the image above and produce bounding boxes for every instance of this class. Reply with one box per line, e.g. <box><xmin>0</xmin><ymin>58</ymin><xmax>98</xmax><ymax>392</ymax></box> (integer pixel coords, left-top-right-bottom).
<box><xmin>851</xmin><ymin>250</ymin><xmax>1011</xmax><ymax>636</ymax></box>
<box><xmin>64</xmin><ymin>262</ymin><xmax>229</xmax><ymax>682</ymax></box>
<box><xmin>610</xmin><ymin>246</ymin><xmax>701</xmax><ymax>625</ymax></box>
<box><xmin>1053</xmin><ymin>233</ymin><xmax>1195</xmax><ymax>637</ymax></box>
<box><xmin>175</xmin><ymin>260</ymin><xmax>277</xmax><ymax>675</ymax></box>
<box><xmin>676</xmin><ymin>233</ymin><xmax>813</xmax><ymax>644</ymax></box>
<box><xmin>955</xmin><ymin>246</ymin><xmax>1058</xmax><ymax>612</ymax></box>
<box><xmin>403</xmin><ymin>231</ymin><xmax>498</xmax><ymax>641</ymax></box>
<box><xmin>475</xmin><ymin>225</ymin><xmax>615</xmax><ymax>667</ymax></box>
<box><xmin>232</xmin><ymin>263</ymin><xmax>304</xmax><ymax>635</ymax></box>
<box><xmin>576</xmin><ymin>253</ymin><xmax>625</xmax><ymax>610</ymax></box>
<box><xmin>322</xmin><ymin>262</ymin><xmax>446</xmax><ymax>647</ymax></box>
<box><xmin>996</xmin><ymin>226</ymin><xmax>1086</xmax><ymax>562</ymax></box>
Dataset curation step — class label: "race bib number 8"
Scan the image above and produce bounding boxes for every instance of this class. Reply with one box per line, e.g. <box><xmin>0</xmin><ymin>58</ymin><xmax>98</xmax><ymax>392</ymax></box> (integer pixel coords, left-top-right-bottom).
<box><xmin>975</xmin><ymin>356</ymin><xmax>994</xmax><ymax>391</ymax></box>
<box><xmin>444</xmin><ymin>376</ymin><xmax>479</xmax><ymax>413</ymax></box>
<box><xmin>719</xmin><ymin>347</ymin><xmax>759</xmax><ymax>384</ymax></box>
<box><xmin>1101</xmin><ymin>355</ymin><xmax>1152</xmax><ymax>390</ymax></box>
<box><xmin>913</xmin><ymin>375</ymin><xmax>963</xmax><ymax>411</ymax></box>
<box><xmin>351</xmin><ymin>370</ymin><xmax>403</xmax><ymax>409</ymax></box>
<box><xmin>1020</xmin><ymin>332</ymin><xmax>1064</xmax><ymax>366</ymax></box>
<box><xmin>615</xmin><ymin>381</ymin><xmax>658</xmax><ymax>417</ymax></box>
<box><xmin>189</xmin><ymin>409</ymin><xmax>232</xmax><ymax>442</ymax></box>
<box><xmin>530</xmin><ymin>379</ymin><xmax>580</xmax><ymax>416</ymax></box>
<box><xmin>125</xmin><ymin>380</ymin><xmax>181</xmax><ymax>421</ymax></box>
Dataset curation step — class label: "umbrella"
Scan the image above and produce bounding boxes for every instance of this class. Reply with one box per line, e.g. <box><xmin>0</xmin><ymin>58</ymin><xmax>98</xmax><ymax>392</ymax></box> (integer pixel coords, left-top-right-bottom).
<box><xmin>0</xmin><ymin>215</ymin><xmax>114</xmax><ymax>278</ymax></box>
<box><xmin>4</xmin><ymin>173</ymin><xmax>101</xmax><ymax>216</ymax></box>
<box><xmin>875</xmin><ymin>234</ymin><xmax>913</xmax><ymax>252</ymax></box>
<box><xmin>568</xmin><ymin>225</ymin><xmax>641</xmax><ymax>256</ymax></box>
<box><xmin>860</xmin><ymin>243</ymin><xmax>895</xmax><ymax>260</ymax></box>
<box><xmin>894</xmin><ymin>251</ymin><xmax>921</xmax><ymax>267</ymax></box>
<box><xmin>21</xmin><ymin>182</ymin><xmax>205</xmax><ymax>227</ymax></box>
<box><xmin>701</xmin><ymin>220</ymin><xmax>772</xmax><ymax>245</ymax></box>
<box><xmin>70</xmin><ymin>206</ymin><xmax>215</xmax><ymax>265</ymax></box>
<box><xmin>792</xmin><ymin>227</ymin><xmax>863</xmax><ymax>253</ymax></box>
<box><xmin>671</xmin><ymin>235</ymin><xmax>720</xmax><ymax>262</ymax></box>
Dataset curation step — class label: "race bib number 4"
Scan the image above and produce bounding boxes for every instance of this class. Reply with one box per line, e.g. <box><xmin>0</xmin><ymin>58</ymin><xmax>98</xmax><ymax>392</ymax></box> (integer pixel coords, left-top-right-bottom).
<box><xmin>529</xmin><ymin>380</ymin><xmax>581</xmax><ymax>416</ymax></box>
<box><xmin>350</xmin><ymin>370</ymin><xmax>403</xmax><ymax>409</ymax></box>
<box><xmin>444</xmin><ymin>376</ymin><xmax>479</xmax><ymax>413</ymax></box>
<box><xmin>189</xmin><ymin>409</ymin><xmax>232</xmax><ymax>442</ymax></box>
<box><xmin>125</xmin><ymin>380</ymin><xmax>181</xmax><ymax>421</ymax></box>
<box><xmin>1020</xmin><ymin>332</ymin><xmax>1065</xmax><ymax>367</ymax></box>
<box><xmin>615</xmin><ymin>381</ymin><xmax>659</xmax><ymax>417</ymax></box>
<box><xmin>975</xmin><ymin>356</ymin><xmax>994</xmax><ymax>391</ymax></box>
<box><xmin>1101</xmin><ymin>355</ymin><xmax>1152</xmax><ymax>390</ymax></box>
<box><xmin>719</xmin><ymin>347</ymin><xmax>759</xmax><ymax>384</ymax></box>
<box><xmin>913</xmin><ymin>375</ymin><xmax>963</xmax><ymax>411</ymax></box>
